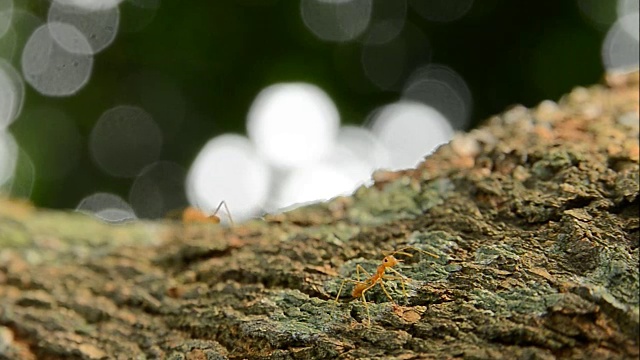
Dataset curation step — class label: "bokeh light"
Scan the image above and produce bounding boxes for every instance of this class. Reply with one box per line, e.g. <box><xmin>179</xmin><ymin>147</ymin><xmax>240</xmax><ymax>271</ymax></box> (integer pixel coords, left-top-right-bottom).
<box><xmin>129</xmin><ymin>161</ymin><xmax>187</xmax><ymax>219</ymax></box>
<box><xmin>186</xmin><ymin>134</ymin><xmax>270</xmax><ymax>221</ymax></box>
<box><xmin>336</xmin><ymin>125</ymin><xmax>389</xmax><ymax>171</ymax></box>
<box><xmin>89</xmin><ymin>105</ymin><xmax>163</xmax><ymax>178</ymax></box>
<box><xmin>0</xmin><ymin>0</ymin><xmax>624</xmax><ymax>219</ymax></box>
<box><xmin>402</xmin><ymin>64</ymin><xmax>472</xmax><ymax>130</ymax></box>
<box><xmin>0</xmin><ymin>9</ymin><xmax>42</xmax><ymax>62</ymax></box>
<box><xmin>620</xmin><ymin>11</ymin><xmax>639</xmax><ymax>41</ymax></box>
<box><xmin>21</xmin><ymin>23</ymin><xmax>93</xmax><ymax>96</ymax></box>
<box><xmin>76</xmin><ymin>192</ymin><xmax>136</xmax><ymax>223</ymax></box>
<box><xmin>602</xmin><ymin>5</ymin><xmax>639</xmax><ymax>71</ymax></box>
<box><xmin>0</xmin><ymin>129</ymin><xmax>17</xmax><ymax>189</ymax></box>
<box><xmin>271</xmin><ymin>163</ymin><xmax>362</xmax><ymax>210</ymax></box>
<box><xmin>269</xmin><ymin>126</ymin><xmax>388</xmax><ymax>209</ymax></box>
<box><xmin>368</xmin><ymin>101</ymin><xmax>454</xmax><ymax>170</ymax></box>
<box><xmin>54</xmin><ymin>0</ymin><xmax>125</xmax><ymax>12</ymax></box>
<box><xmin>0</xmin><ymin>0</ymin><xmax>12</xmax><ymax>39</ymax></box>
<box><xmin>361</xmin><ymin>0</ymin><xmax>406</xmax><ymax>45</ymax></box>
<box><xmin>3</xmin><ymin>146</ymin><xmax>34</xmax><ymax>199</ymax></box>
<box><xmin>48</xmin><ymin>0</ymin><xmax>119</xmax><ymax>55</ymax></box>
<box><xmin>0</xmin><ymin>58</ymin><xmax>23</xmax><ymax>129</ymax></box>
<box><xmin>361</xmin><ymin>23</ymin><xmax>431</xmax><ymax>90</ymax></box>
<box><xmin>300</xmin><ymin>0</ymin><xmax>372</xmax><ymax>42</ymax></box>
<box><xmin>618</xmin><ymin>0</ymin><xmax>639</xmax><ymax>20</ymax></box>
<box><xmin>247</xmin><ymin>83</ymin><xmax>340</xmax><ymax>168</ymax></box>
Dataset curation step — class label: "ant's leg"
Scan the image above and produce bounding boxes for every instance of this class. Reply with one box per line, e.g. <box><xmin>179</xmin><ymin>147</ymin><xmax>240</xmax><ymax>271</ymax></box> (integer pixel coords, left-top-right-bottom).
<box><xmin>386</xmin><ymin>267</ymin><xmax>411</xmax><ymax>299</ymax></box>
<box><xmin>335</xmin><ymin>278</ymin><xmax>361</xmax><ymax>302</ymax></box>
<box><xmin>377</xmin><ymin>280</ymin><xmax>398</xmax><ymax>304</ymax></box>
<box><xmin>360</xmin><ymin>289</ymin><xmax>371</xmax><ymax>326</ymax></box>
<box><xmin>355</xmin><ymin>264</ymin><xmax>372</xmax><ymax>282</ymax></box>
<box><xmin>335</xmin><ymin>278</ymin><xmax>348</xmax><ymax>303</ymax></box>
<box><xmin>212</xmin><ymin>201</ymin><xmax>234</xmax><ymax>226</ymax></box>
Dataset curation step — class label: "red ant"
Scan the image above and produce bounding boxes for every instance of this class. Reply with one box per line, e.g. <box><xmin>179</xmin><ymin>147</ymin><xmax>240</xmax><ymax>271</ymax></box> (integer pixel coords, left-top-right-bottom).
<box><xmin>335</xmin><ymin>246</ymin><xmax>438</xmax><ymax>325</ymax></box>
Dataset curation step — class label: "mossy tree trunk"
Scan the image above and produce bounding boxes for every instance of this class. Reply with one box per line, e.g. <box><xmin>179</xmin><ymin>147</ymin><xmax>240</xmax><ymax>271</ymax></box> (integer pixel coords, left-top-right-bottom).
<box><xmin>1</xmin><ymin>72</ymin><xmax>638</xmax><ymax>360</ymax></box>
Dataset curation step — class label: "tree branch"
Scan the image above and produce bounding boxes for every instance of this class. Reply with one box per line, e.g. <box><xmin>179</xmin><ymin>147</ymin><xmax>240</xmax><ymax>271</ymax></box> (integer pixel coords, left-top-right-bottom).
<box><xmin>1</xmin><ymin>71</ymin><xmax>638</xmax><ymax>359</ymax></box>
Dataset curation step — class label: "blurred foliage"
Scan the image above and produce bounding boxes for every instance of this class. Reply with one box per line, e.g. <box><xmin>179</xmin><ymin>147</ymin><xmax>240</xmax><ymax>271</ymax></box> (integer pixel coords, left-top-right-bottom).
<box><xmin>10</xmin><ymin>0</ymin><xmax>606</xmax><ymax>210</ymax></box>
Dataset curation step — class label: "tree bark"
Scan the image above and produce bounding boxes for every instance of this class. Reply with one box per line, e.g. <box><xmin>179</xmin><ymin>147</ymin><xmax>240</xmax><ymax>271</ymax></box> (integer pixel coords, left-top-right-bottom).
<box><xmin>1</xmin><ymin>71</ymin><xmax>638</xmax><ymax>360</ymax></box>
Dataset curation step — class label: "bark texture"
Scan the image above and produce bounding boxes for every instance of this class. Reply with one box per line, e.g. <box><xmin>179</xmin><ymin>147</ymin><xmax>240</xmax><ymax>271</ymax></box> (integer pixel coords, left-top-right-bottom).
<box><xmin>0</xmin><ymin>71</ymin><xmax>638</xmax><ymax>360</ymax></box>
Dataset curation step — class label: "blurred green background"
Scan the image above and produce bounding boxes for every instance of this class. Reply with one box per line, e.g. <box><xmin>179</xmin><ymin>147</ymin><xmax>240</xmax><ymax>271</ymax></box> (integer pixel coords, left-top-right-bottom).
<box><xmin>1</xmin><ymin>0</ymin><xmax>627</xmax><ymax>212</ymax></box>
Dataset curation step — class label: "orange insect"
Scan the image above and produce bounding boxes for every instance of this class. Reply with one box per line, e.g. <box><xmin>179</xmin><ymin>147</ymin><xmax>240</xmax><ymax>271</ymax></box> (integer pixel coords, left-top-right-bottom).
<box><xmin>335</xmin><ymin>246</ymin><xmax>438</xmax><ymax>325</ymax></box>
<box><xmin>181</xmin><ymin>201</ymin><xmax>234</xmax><ymax>225</ymax></box>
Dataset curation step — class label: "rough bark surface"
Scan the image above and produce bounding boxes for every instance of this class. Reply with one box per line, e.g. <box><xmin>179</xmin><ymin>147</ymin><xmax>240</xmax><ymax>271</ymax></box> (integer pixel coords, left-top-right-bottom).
<box><xmin>0</xmin><ymin>72</ymin><xmax>638</xmax><ymax>360</ymax></box>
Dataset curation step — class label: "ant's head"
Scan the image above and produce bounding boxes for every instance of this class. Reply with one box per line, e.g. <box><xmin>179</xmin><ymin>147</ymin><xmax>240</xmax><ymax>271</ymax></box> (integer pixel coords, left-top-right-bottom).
<box><xmin>382</xmin><ymin>255</ymin><xmax>400</xmax><ymax>267</ymax></box>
